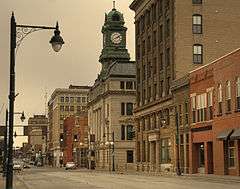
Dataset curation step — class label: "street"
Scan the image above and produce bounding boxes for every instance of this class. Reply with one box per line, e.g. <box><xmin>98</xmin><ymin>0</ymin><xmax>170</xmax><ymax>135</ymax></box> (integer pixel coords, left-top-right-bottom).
<box><xmin>5</xmin><ymin>168</ymin><xmax>240</xmax><ymax>189</ymax></box>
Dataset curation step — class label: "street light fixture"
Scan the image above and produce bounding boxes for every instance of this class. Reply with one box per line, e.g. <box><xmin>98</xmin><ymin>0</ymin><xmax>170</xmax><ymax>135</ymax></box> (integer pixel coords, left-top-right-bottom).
<box><xmin>6</xmin><ymin>13</ymin><xmax>64</xmax><ymax>189</ymax></box>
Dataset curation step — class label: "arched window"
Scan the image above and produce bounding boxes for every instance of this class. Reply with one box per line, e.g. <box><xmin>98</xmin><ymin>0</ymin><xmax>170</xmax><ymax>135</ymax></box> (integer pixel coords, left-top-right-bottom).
<box><xmin>218</xmin><ymin>84</ymin><xmax>223</xmax><ymax>114</ymax></box>
<box><xmin>193</xmin><ymin>44</ymin><xmax>203</xmax><ymax>64</ymax></box>
<box><xmin>193</xmin><ymin>14</ymin><xmax>202</xmax><ymax>34</ymax></box>
<box><xmin>112</xmin><ymin>13</ymin><xmax>120</xmax><ymax>21</ymax></box>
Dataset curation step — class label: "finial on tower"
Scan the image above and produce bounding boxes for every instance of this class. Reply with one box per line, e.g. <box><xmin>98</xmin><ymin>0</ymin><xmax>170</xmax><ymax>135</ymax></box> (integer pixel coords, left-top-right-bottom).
<box><xmin>113</xmin><ymin>1</ymin><xmax>116</xmax><ymax>10</ymax></box>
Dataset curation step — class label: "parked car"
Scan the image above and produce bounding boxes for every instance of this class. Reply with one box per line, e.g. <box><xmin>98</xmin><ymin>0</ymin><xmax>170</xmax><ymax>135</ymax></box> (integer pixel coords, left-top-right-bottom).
<box><xmin>65</xmin><ymin>162</ymin><xmax>77</xmax><ymax>170</ymax></box>
<box><xmin>13</xmin><ymin>162</ymin><xmax>23</xmax><ymax>171</ymax></box>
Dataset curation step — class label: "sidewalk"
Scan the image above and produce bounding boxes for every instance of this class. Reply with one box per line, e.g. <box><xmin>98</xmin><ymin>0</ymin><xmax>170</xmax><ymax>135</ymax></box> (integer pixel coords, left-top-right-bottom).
<box><xmin>72</xmin><ymin>168</ymin><xmax>240</xmax><ymax>183</ymax></box>
<box><xmin>0</xmin><ymin>174</ymin><xmax>27</xmax><ymax>189</ymax></box>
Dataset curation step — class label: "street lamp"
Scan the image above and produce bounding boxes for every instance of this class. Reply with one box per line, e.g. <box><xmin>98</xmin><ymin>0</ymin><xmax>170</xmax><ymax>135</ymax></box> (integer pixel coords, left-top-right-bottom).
<box><xmin>6</xmin><ymin>13</ymin><xmax>64</xmax><ymax>189</ymax></box>
<box><xmin>3</xmin><ymin>110</ymin><xmax>25</xmax><ymax>177</ymax></box>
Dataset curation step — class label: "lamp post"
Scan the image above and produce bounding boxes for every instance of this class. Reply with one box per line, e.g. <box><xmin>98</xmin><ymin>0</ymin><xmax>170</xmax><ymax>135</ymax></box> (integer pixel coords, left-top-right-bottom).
<box><xmin>6</xmin><ymin>13</ymin><xmax>64</xmax><ymax>189</ymax></box>
<box><xmin>175</xmin><ymin>112</ymin><xmax>181</xmax><ymax>176</ymax></box>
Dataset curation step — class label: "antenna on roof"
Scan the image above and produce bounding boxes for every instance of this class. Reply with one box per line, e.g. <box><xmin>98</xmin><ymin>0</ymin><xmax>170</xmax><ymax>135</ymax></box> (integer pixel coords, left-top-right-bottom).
<box><xmin>113</xmin><ymin>1</ymin><xmax>116</xmax><ymax>10</ymax></box>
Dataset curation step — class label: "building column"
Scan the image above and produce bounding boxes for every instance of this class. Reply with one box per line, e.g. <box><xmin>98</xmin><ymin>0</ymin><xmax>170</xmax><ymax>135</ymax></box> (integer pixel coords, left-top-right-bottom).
<box><xmin>156</xmin><ymin>140</ymin><xmax>160</xmax><ymax>172</ymax></box>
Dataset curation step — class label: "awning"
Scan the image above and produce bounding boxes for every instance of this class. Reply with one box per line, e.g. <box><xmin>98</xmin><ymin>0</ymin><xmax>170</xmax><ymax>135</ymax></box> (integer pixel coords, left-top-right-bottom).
<box><xmin>230</xmin><ymin>128</ymin><xmax>240</xmax><ymax>140</ymax></box>
<box><xmin>217</xmin><ymin>129</ymin><xmax>233</xmax><ymax>140</ymax></box>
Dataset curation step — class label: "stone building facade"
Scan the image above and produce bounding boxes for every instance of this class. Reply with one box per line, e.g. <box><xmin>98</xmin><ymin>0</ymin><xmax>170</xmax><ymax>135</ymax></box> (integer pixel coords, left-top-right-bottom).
<box><xmin>28</xmin><ymin>115</ymin><xmax>48</xmax><ymax>164</ymax></box>
<box><xmin>189</xmin><ymin>48</ymin><xmax>240</xmax><ymax>176</ymax></box>
<box><xmin>48</xmin><ymin>85</ymin><xmax>90</xmax><ymax>167</ymax></box>
<box><xmin>88</xmin><ymin>6</ymin><xmax>136</xmax><ymax>172</ymax></box>
<box><xmin>130</xmin><ymin>0</ymin><xmax>240</xmax><ymax>173</ymax></box>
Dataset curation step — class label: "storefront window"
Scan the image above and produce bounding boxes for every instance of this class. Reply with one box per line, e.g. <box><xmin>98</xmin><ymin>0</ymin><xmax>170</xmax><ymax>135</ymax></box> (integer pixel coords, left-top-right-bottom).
<box><xmin>228</xmin><ymin>141</ymin><xmax>235</xmax><ymax>167</ymax></box>
<box><xmin>161</xmin><ymin>138</ymin><xmax>171</xmax><ymax>163</ymax></box>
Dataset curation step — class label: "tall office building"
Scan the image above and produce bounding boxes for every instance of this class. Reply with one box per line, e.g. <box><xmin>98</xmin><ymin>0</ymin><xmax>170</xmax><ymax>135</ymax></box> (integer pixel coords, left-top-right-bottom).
<box><xmin>130</xmin><ymin>0</ymin><xmax>240</xmax><ymax>173</ymax></box>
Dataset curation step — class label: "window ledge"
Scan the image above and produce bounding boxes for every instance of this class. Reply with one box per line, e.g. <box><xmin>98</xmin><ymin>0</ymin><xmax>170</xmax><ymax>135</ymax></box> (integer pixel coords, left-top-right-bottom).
<box><xmin>225</xmin><ymin>111</ymin><xmax>232</xmax><ymax>115</ymax></box>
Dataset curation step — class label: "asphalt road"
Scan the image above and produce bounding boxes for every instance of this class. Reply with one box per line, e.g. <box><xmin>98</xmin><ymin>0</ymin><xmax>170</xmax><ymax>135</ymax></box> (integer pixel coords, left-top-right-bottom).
<box><xmin>15</xmin><ymin>168</ymin><xmax>240</xmax><ymax>189</ymax></box>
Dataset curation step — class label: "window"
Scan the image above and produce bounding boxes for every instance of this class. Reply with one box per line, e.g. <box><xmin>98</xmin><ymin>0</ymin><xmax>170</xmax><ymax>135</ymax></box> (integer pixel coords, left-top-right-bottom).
<box><xmin>147</xmin><ymin>62</ymin><xmax>151</xmax><ymax>78</ymax></box>
<box><xmin>160</xmin><ymin>80</ymin><xmax>164</xmax><ymax>98</ymax></box>
<box><xmin>165</xmin><ymin>109</ymin><xmax>170</xmax><ymax>125</ymax></box>
<box><xmin>60</xmin><ymin>97</ymin><xmax>64</xmax><ymax>103</ymax></box>
<box><xmin>226</xmin><ymin>81</ymin><xmax>231</xmax><ymax>112</ymax></box>
<box><xmin>218</xmin><ymin>84</ymin><xmax>223</xmax><ymax>114</ymax></box>
<box><xmin>153</xmin><ymin>84</ymin><xmax>157</xmax><ymax>100</ymax></box>
<box><xmin>70</xmin><ymin>97</ymin><xmax>74</xmax><ymax>103</ymax></box>
<box><xmin>127</xmin><ymin>150</ymin><xmax>134</xmax><ymax>163</ymax></box>
<box><xmin>152</xmin><ymin>4</ymin><xmax>157</xmax><ymax>22</ymax></box>
<box><xmin>143</xmin><ymin>65</ymin><xmax>146</xmax><ymax>80</ymax></box>
<box><xmin>193</xmin><ymin>0</ymin><xmax>202</xmax><ymax>4</ymax></box>
<box><xmin>60</xmin><ymin>115</ymin><xmax>64</xmax><ymax>120</ymax></box>
<box><xmin>196</xmin><ymin>93</ymin><xmax>207</xmax><ymax>122</ymax></box>
<box><xmin>142</xmin><ymin>40</ymin><xmax>145</xmax><ymax>56</ymax></box>
<box><xmin>237</xmin><ymin>77</ymin><xmax>240</xmax><ymax>110</ymax></box>
<box><xmin>60</xmin><ymin>106</ymin><xmax>64</xmax><ymax>111</ymax></box>
<box><xmin>121</xmin><ymin>103</ymin><xmax>125</xmax><ymax>115</ymax></box>
<box><xmin>141</xmin><ymin>15</ymin><xmax>145</xmax><ymax>32</ymax></box>
<box><xmin>191</xmin><ymin>95</ymin><xmax>196</xmax><ymax>123</ymax></box>
<box><xmin>126</xmin><ymin>103</ymin><xmax>133</xmax><ymax>115</ymax></box>
<box><xmin>166</xmin><ymin>77</ymin><xmax>170</xmax><ymax>95</ymax></box>
<box><xmin>193</xmin><ymin>44</ymin><xmax>203</xmax><ymax>64</ymax></box>
<box><xmin>179</xmin><ymin>105</ymin><xmax>182</xmax><ymax>125</ymax></box>
<box><xmin>207</xmin><ymin>90</ymin><xmax>213</xmax><ymax>120</ymax></box>
<box><xmin>159</xmin><ymin>53</ymin><xmax>163</xmax><ymax>71</ymax></box>
<box><xmin>146</xmin><ymin>10</ymin><xmax>150</xmax><ymax>26</ymax></box>
<box><xmin>65</xmin><ymin>106</ymin><xmax>69</xmax><ymax>111</ymax></box>
<box><xmin>159</xmin><ymin>25</ymin><xmax>163</xmax><ymax>43</ymax></box>
<box><xmin>70</xmin><ymin>106</ymin><xmax>74</xmax><ymax>111</ymax></box>
<box><xmin>161</xmin><ymin>138</ymin><xmax>171</xmax><ymax>163</ymax></box>
<box><xmin>185</xmin><ymin>102</ymin><xmax>189</xmax><ymax>124</ymax></box>
<box><xmin>77</xmin><ymin>97</ymin><xmax>81</xmax><ymax>103</ymax></box>
<box><xmin>73</xmin><ymin>134</ymin><xmax>78</xmax><ymax>142</ymax></box>
<box><xmin>142</xmin><ymin>141</ymin><xmax>146</xmax><ymax>162</ymax></box>
<box><xmin>147</xmin><ymin>36</ymin><xmax>151</xmax><ymax>51</ymax></box>
<box><xmin>136</xmin><ymin>44</ymin><xmax>140</xmax><ymax>59</ymax></box>
<box><xmin>153</xmin><ymin>57</ymin><xmax>157</xmax><ymax>74</ymax></box>
<box><xmin>153</xmin><ymin>31</ymin><xmax>157</xmax><ymax>47</ymax></box>
<box><xmin>158</xmin><ymin>0</ymin><xmax>163</xmax><ymax>17</ymax></box>
<box><xmin>136</xmin><ymin>21</ymin><xmax>140</xmax><ymax>35</ymax></box>
<box><xmin>77</xmin><ymin>106</ymin><xmax>81</xmax><ymax>112</ymax></box>
<box><xmin>126</xmin><ymin>81</ymin><xmax>133</xmax><ymax>89</ymax></box>
<box><xmin>82</xmin><ymin>97</ymin><xmax>86</xmax><ymax>103</ymax></box>
<box><xmin>127</xmin><ymin>125</ymin><xmax>134</xmax><ymax>140</ymax></box>
<box><xmin>120</xmin><ymin>81</ymin><xmax>125</xmax><ymax>89</ymax></box>
<box><xmin>228</xmin><ymin>141</ymin><xmax>235</xmax><ymax>167</ymax></box>
<box><xmin>65</xmin><ymin>97</ymin><xmax>69</xmax><ymax>103</ymax></box>
<box><xmin>166</xmin><ymin>48</ymin><xmax>170</xmax><ymax>66</ymax></box>
<box><xmin>165</xmin><ymin>19</ymin><xmax>170</xmax><ymax>37</ymax></box>
<box><xmin>193</xmin><ymin>14</ymin><xmax>202</xmax><ymax>34</ymax></box>
<box><xmin>137</xmin><ymin>69</ymin><xmax>140</xmax><ymax>84</ymax></box>
<box><xmin>121</xmin><ymin>125</ymin><xmax>125</xmax><ymax>140</ymax></box>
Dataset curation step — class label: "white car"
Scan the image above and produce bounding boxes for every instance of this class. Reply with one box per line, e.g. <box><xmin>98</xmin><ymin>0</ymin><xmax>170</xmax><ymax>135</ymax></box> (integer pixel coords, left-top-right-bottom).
<box><xmin>13</xmin><ymin>162</ymin><xmax>22</xmax><ymax>171</ymax></box>
<box><xmin>65</xmin><ymin>162</ymin><xmax>77</xmax><ymax>170</ymax></box>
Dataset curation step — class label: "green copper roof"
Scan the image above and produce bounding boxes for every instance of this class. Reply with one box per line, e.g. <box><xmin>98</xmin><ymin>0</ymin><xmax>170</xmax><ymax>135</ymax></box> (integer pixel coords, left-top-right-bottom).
<box><xmin>105</xmin><ymin>8</ymin><xmax>124</xmax><ymax>24</ymax></box>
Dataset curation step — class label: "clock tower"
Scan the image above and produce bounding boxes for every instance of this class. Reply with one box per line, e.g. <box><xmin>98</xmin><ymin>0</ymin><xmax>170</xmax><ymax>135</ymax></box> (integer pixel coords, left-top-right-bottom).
<box><xmin>99</xmin><ymin>6</ymin><xmax>130</xmax><ymax>75</ymax></box>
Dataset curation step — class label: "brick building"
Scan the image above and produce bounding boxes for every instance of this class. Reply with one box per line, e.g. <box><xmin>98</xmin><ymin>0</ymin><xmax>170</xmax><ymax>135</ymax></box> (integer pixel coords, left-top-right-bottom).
<box><xmin>189</xmin><ymin>48</ymin><xmax>240</xmax><ymax>176</ymax></box>
<box><xmin>63</xmin><ymin>114</ymin><xmax>88</xmax><ymax>167</ymax></box>
<box><xmin>130</xmin><ymin>0</ymin><xmax>240</xmax><ymax>173</ymax></box>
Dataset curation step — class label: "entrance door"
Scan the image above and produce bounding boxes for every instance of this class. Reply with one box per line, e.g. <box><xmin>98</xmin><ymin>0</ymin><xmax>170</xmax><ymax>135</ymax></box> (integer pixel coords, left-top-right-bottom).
<box><xmin>198</xmin><ymin>143</ymin><xmax>205</xmax><ymax>173</ymax></box>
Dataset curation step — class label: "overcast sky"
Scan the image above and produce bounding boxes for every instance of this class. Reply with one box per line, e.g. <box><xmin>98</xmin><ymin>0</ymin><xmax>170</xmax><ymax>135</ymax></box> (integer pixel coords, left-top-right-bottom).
<box><xmin>0</xmin><ymin>0</ymin><xmax>135</xmax><ymax>146</ymax></box>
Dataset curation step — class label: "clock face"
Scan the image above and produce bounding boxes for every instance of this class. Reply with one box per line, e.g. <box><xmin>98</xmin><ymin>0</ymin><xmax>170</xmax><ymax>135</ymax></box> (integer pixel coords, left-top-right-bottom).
<box><xmin>111</xmin><ymin>32</ymin><xmax>122</xmax><ymax>44</ymax></box>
